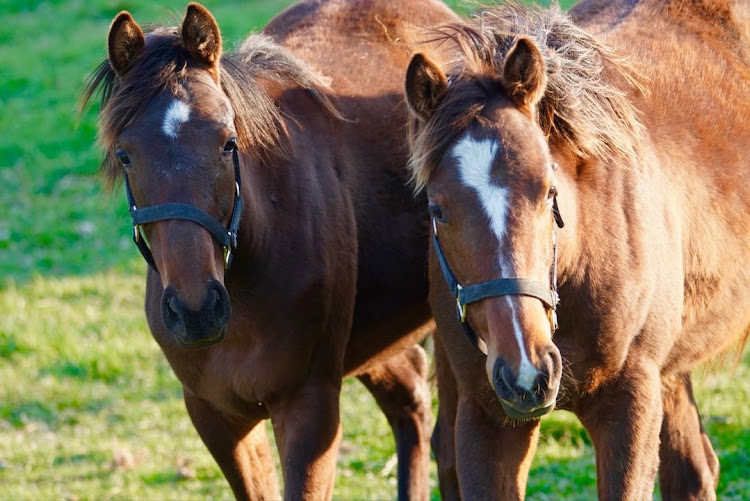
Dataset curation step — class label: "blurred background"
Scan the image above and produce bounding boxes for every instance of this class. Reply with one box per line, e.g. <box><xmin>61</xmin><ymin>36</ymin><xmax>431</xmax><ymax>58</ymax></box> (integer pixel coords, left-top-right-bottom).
<box><xmin>1</xmin><ymin>0</ymin><xmax>747</xmax><ymax>499</ymax></box>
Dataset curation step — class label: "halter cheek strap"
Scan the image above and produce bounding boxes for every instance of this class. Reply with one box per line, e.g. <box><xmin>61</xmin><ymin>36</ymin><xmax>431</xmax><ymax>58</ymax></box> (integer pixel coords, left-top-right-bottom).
<box><xmin>432</xmin><ymin>197</ymin><xmax>563</xmax><ymax>356</ymax></box>
<box><xmin>123</xmin><ymin>147</ymin><xmax>243</xmax><ymax>273</ymax></box>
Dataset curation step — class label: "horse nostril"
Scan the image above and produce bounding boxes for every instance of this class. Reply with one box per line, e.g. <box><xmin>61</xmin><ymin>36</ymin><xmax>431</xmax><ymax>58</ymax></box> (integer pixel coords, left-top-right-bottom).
<box><xmin>206</xmin><ymin>280</ymin><xmax>231</xmax><ymax>328</ymax></box>
<box><xmin>498</xmin><ymin>364</ymin><xmax>509</xmax><ymax>387</ymax></box>
<box><xmin>492</xmin><ymin>358</ymin><xmax>515</xmax><ymax>400</ymax></box>
<box><xmin>161</xmin><ymin>287</ymin><xmax>186</xmax><ymax>336</ymax></box>
<box><xmin>544</xmin><ymin>345</ymin><xmax>563</xmax><ymax>385</ymax></box>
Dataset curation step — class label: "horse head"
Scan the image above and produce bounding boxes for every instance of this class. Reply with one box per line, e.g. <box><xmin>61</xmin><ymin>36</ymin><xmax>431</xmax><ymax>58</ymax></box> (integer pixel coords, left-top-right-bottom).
<box><xmin>102</xmin><ymin>4</ymin><xmax>238</xmax><ymax>347</ymax></box>
<box><xmin>406</xmin><ymin>36</ymin><xmax>564</xmax><ymax>419</ymax></box>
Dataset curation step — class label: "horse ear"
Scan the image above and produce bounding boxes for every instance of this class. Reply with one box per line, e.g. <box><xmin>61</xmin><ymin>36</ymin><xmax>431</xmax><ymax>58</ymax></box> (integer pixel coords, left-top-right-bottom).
<box><xmin>405</xmin><ymin>53</ymin><xmax>448</xmax><ymax>122</ymax></box>
<box><xmin>108</xmin><ymin>11</ymin><xmax>145</xmax><ymax>78</ymax></box>
<box><xmin>501</xmin><ymin>38</ymin><xmax>547</xmax><ymax>108</ymax></box>
<box><xmin>182</xmin><ymin>3</ymin><xmax>222</xmax><ymax>70</ymax></box>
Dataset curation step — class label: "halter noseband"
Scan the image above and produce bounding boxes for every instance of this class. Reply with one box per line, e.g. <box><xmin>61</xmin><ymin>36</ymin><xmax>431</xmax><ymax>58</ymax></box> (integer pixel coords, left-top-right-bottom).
<box><xmin>123</xmin><ymin>147</ymin><xmax>243</xmax><ymax>273</ymax></box>
<box><xmin>432</xmin><ymin>195</ymin><xmax>564</xmax><ymax>355</ymax></box>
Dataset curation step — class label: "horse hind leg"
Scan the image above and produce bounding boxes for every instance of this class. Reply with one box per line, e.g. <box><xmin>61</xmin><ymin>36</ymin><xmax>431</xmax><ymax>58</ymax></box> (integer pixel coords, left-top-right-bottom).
<box><xmin>183</xmin><ymin>390</ymin><xmax>280</xmax><ymax>501</ymax></box>
<box><xmin>357</xmin><ymin>344</ymin><xmax>433</xmax><ymax>501</ymax></box>
<box><xmin>659</xmin><ymin>373</ymin><xmax>719</xmax><ymax>501</ymax></box>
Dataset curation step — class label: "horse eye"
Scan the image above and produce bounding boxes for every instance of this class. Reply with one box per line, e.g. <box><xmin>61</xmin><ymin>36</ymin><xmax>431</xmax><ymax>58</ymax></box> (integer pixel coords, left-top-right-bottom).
<box><xmin>222</xmin><ymin>138</ymin><xmax>237</xmax><ymax>155</ymax></box>
<box><xmin>429</xmin><ymin>203</ymin><xmax>447</xmax><ymax>223</ymax></box>
<box><xmin>116</xmin><ymin>150</ymin><xmax>131</xmax><ymax>167</ymax></box>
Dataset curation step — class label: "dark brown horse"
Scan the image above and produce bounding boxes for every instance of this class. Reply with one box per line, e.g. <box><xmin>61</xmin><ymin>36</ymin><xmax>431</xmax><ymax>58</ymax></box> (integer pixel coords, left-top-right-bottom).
<box><xmin>82</xmin><ymin>1</ymin><xmax>459</xmax><ymax>498</ymax></box>
<box><xmin>405</xmin><ymin>0</ymin><xmax>749</xmax><ymax>499</ymax></box>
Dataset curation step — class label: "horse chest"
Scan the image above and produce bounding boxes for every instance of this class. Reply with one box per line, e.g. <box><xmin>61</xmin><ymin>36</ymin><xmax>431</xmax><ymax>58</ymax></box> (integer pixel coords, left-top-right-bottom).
<box><xmin>159</xmin><ymin>329</ymin><xmax>315</xmax><ymax>413</ymax></box>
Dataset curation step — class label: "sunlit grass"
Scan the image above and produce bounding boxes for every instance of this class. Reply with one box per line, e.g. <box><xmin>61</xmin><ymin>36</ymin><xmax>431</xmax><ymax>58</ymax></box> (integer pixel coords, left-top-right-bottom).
<box><xmin>1</xmin><ymin>272</ymin><xmax>747</xmax><ymax>499</ymax></box>
<box><xmin>0</xmin><ymin>271</ymin><xmax>405</xmax><ymax>499</ymax></box>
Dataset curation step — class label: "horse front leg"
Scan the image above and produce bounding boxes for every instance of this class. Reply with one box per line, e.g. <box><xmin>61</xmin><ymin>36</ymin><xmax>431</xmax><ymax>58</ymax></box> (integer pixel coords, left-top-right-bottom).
<box><xmin>455</xmin><ymin>392</ymin><xmax>541</xmax><ymax>500</ymax></box>
<box><xmin>183</xmin><ymin>389</ymin><xmax>280</xmax><ymax>500</ymax></box>
<box><xmin>577</xmin><ymin>359</ymin><xmax>663</xmax><ymax>501</ymax></box>
<box><xmin>269</xmin><ymin>379</ymin><xmax>343</xmax><ymax>500</ymax></box>
<box><xmin>357</xmin><ymin>343</ymin><xmax>432</xmax><ymax>501</ymax></box>
<box><xmin>432</xmin><ymin>333</ymin><xmax>460</xmax><ymax>501</ymax></box>
<box><xmin>659</xmin><ymin>372</ymin><xmax>719</xmax><ymax>501</ymax></box>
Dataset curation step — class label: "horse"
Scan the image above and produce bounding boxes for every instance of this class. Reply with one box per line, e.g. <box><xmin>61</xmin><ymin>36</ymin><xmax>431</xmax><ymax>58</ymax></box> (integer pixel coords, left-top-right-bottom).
<box><xmin>404</xmin><ymin>0</ymin><xmax>750</xmax><ymax>499</ymax></box>
<box><xmin>82</xmin><ymin>1</ymin><xmax>460</xmax><ymax>498</ymax></box>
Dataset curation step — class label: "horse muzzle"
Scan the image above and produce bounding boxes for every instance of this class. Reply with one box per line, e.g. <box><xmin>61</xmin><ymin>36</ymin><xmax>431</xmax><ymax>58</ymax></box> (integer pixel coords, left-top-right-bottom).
<box><xmin>161</xmin><ymin>279</ymin><xmax>231</xmax><ymax>347</ymax></box>
<box><xmin>491</xmin><ymin>347</ymin><xmax>561</xmax><ymax>420</ymax></box>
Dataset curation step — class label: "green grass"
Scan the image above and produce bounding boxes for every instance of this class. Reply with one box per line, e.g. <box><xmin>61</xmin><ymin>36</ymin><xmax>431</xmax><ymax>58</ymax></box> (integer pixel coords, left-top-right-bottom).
<box><xmin>0</xmin><ymin>272</ymin><xmax>406</xmax><ymax>499</ymax></box>
<box><xmin>1</xmin><ymin>272</ymin><xmax>748</xmax><ymax>499</ymax></box>
<box><xmin>0</xmin><ymin>0</ymin><xmax>747</xmax><ymax>499</ymax></box>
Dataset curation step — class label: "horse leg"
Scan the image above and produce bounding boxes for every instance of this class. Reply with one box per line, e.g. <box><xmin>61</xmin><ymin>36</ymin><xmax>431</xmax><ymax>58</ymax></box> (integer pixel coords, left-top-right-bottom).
<box><xmin>577</xmin><ymin>360</ymin><xmax>663</xmax><ymax>501</ymax></box>
<box><xmin>269</xmin><ymin>379</ymin><xmax>343</xmax><ymax>500</ymax></box>
<box><xmin>659</xmin><ymin>373</ymin><xmax>719</xmax><ymax>501</ymax></box>
<box><xmin>454</xmin><ymin>393</ymin><xmax>541</xmax><ymax>500</ymax></box>
<box><xmin>431</xmin><ymin>334</ymin><xmax>460</xmax><ymax>501</ymax></box>
<box><xmin>183</xmin><ymin>390</ymin><xmax>280</xmax><ymax>500</ymax></box>
<box><xmin>357</xmin><ymin>344</ymin><xmax>432</xmax><ymax>501</ymax></box>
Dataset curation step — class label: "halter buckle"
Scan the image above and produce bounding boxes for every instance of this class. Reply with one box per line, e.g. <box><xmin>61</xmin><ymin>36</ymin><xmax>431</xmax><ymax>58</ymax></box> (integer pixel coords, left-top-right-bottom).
<box><xmin>133</xmin><ymin>224</ymin><xmax>141</xmax><ymax>243</ymax></box>
<box><xmin>456</xmin><ymin>284</ymin><xmax>467</xmax><ymax>322</ymax></box>
<box><xmin>550</xmin><ymin>309</ymin><xmax>559</xmax><ymax>332</ymax></box>
<box><xmin>223</xmin><ymin>246</ymin><xmax>232</xmax><ymax>270</ymax></box>
<box><xmin>457</xmin><ymin>301</ymin><xmax>467</xmax><ymax>323</ymax></box>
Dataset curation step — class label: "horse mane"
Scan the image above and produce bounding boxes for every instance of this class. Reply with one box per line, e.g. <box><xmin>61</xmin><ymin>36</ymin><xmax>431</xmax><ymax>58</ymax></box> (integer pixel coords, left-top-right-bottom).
<box><xmin>410</xmin><ymin>2</ymin><xmax>645</xmax><ymax>191</ymax></box>
<box><xmin>81</xmin><ymin>28</ymin><xmax>339</xmax><ymax>188</ymax></box>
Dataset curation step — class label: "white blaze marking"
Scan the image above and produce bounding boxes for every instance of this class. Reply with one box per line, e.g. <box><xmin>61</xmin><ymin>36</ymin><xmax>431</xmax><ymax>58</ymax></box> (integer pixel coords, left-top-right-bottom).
<box><xmin>452</xmin><ymin>134</ymin><xmax>538</xmax><ymax>390</ymax></box>
<box><xmin>161</xmin><ymin>99</ymin><xmax>191</xmax><ymax>139</ymax></box>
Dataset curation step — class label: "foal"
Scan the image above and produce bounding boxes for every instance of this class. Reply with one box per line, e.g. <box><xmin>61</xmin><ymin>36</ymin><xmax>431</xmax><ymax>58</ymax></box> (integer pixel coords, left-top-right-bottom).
<box><xmin>84</xmin><ymin>0</ymin><xmax>458</xmax><ymax>498</ymax></box>
<box><xmin>405</xmin><ymin>0</ymin><xmax>749</xmax><ymax>499</ymax></box>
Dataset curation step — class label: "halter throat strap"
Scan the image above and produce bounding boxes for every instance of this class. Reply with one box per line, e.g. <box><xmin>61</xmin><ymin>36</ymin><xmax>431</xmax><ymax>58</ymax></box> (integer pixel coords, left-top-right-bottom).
<box><xmin>123</xmin><ymin>147</ymin><xmax>243</xmax><ymax>273</ymax></box>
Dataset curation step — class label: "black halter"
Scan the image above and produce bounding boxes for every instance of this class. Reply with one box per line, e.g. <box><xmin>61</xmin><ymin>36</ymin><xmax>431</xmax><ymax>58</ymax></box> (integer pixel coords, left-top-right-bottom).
<box><xmin>123</xmin><ymin>147</ymin><xmax>243</xmax><ymax>273</ymax></box>
<box><xmin>432</xmin><ymin>196</ymin><xmax>564</xmax><ymax>355</ymax></box>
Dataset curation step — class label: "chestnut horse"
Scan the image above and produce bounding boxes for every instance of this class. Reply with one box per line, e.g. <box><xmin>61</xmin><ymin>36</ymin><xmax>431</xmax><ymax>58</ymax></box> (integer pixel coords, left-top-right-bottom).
<box><xmin>82</xmin><ymin>1</ymin><xmax>458</xmax><ymax>499</ymax></box>
<box><xmin>405</xmin><ymin>0</ymin><xmax>749</xmax><ymax>499</ymax></box>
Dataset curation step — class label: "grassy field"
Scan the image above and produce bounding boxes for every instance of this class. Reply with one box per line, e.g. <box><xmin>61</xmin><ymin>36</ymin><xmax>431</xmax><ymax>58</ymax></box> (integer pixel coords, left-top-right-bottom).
<box><xmin>1</xmin><ymin>0</ymin><xmax>748</xmax><ymax>499</ymax></box>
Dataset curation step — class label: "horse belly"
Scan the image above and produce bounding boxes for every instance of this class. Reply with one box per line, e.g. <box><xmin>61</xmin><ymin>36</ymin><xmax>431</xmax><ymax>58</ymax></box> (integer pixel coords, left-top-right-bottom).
<box><xmin>666</xmin><ymin>272</ymin><xmax>750</xmax><ymax>374</ymax></box>
<box><xmin>661</xmin><ymin>204</ymin><xmax>750</xmax><ymax>372</ymax></box>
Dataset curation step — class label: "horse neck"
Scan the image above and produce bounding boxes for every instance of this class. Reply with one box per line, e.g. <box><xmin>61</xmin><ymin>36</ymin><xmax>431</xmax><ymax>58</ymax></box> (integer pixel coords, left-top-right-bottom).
<box><xmin>233</xmin><ymin>78</ymin><xmax>316</xmax><ymax>252</ymax></box>
<box><xmin>550</xmin><ymin>146</ymin><xmax>636</xmax><ymax>288</ymax></box>
<box><xmin>235</xmin><ymin>104</ymin><xmax>344</xmax><ymax>281</ymax></box>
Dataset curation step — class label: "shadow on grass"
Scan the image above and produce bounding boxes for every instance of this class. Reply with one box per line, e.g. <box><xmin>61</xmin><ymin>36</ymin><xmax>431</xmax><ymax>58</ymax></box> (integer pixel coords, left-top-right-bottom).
<box><xmin>0</xmin><ymin>396</ymin><xmax>115</xmax><ymax>429</ymax></box>
<box><xmin>21</xmin><ymin>468</ymin><xmax>115</xmax><ymax>485</ymax></box>
<box><xmin>52</xmin><ymin>451</ymin><xmax>111</xmax><ymax>468</ymax></box>
<box><xmin>0</xmin><ymin>383</ymin><xmax>183</xmax><ymax>430</ymax></box>
<box><xmin>40</xmin><ymin>359</ymin><xmax>124</xmax><ymax>383</ymax></box>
